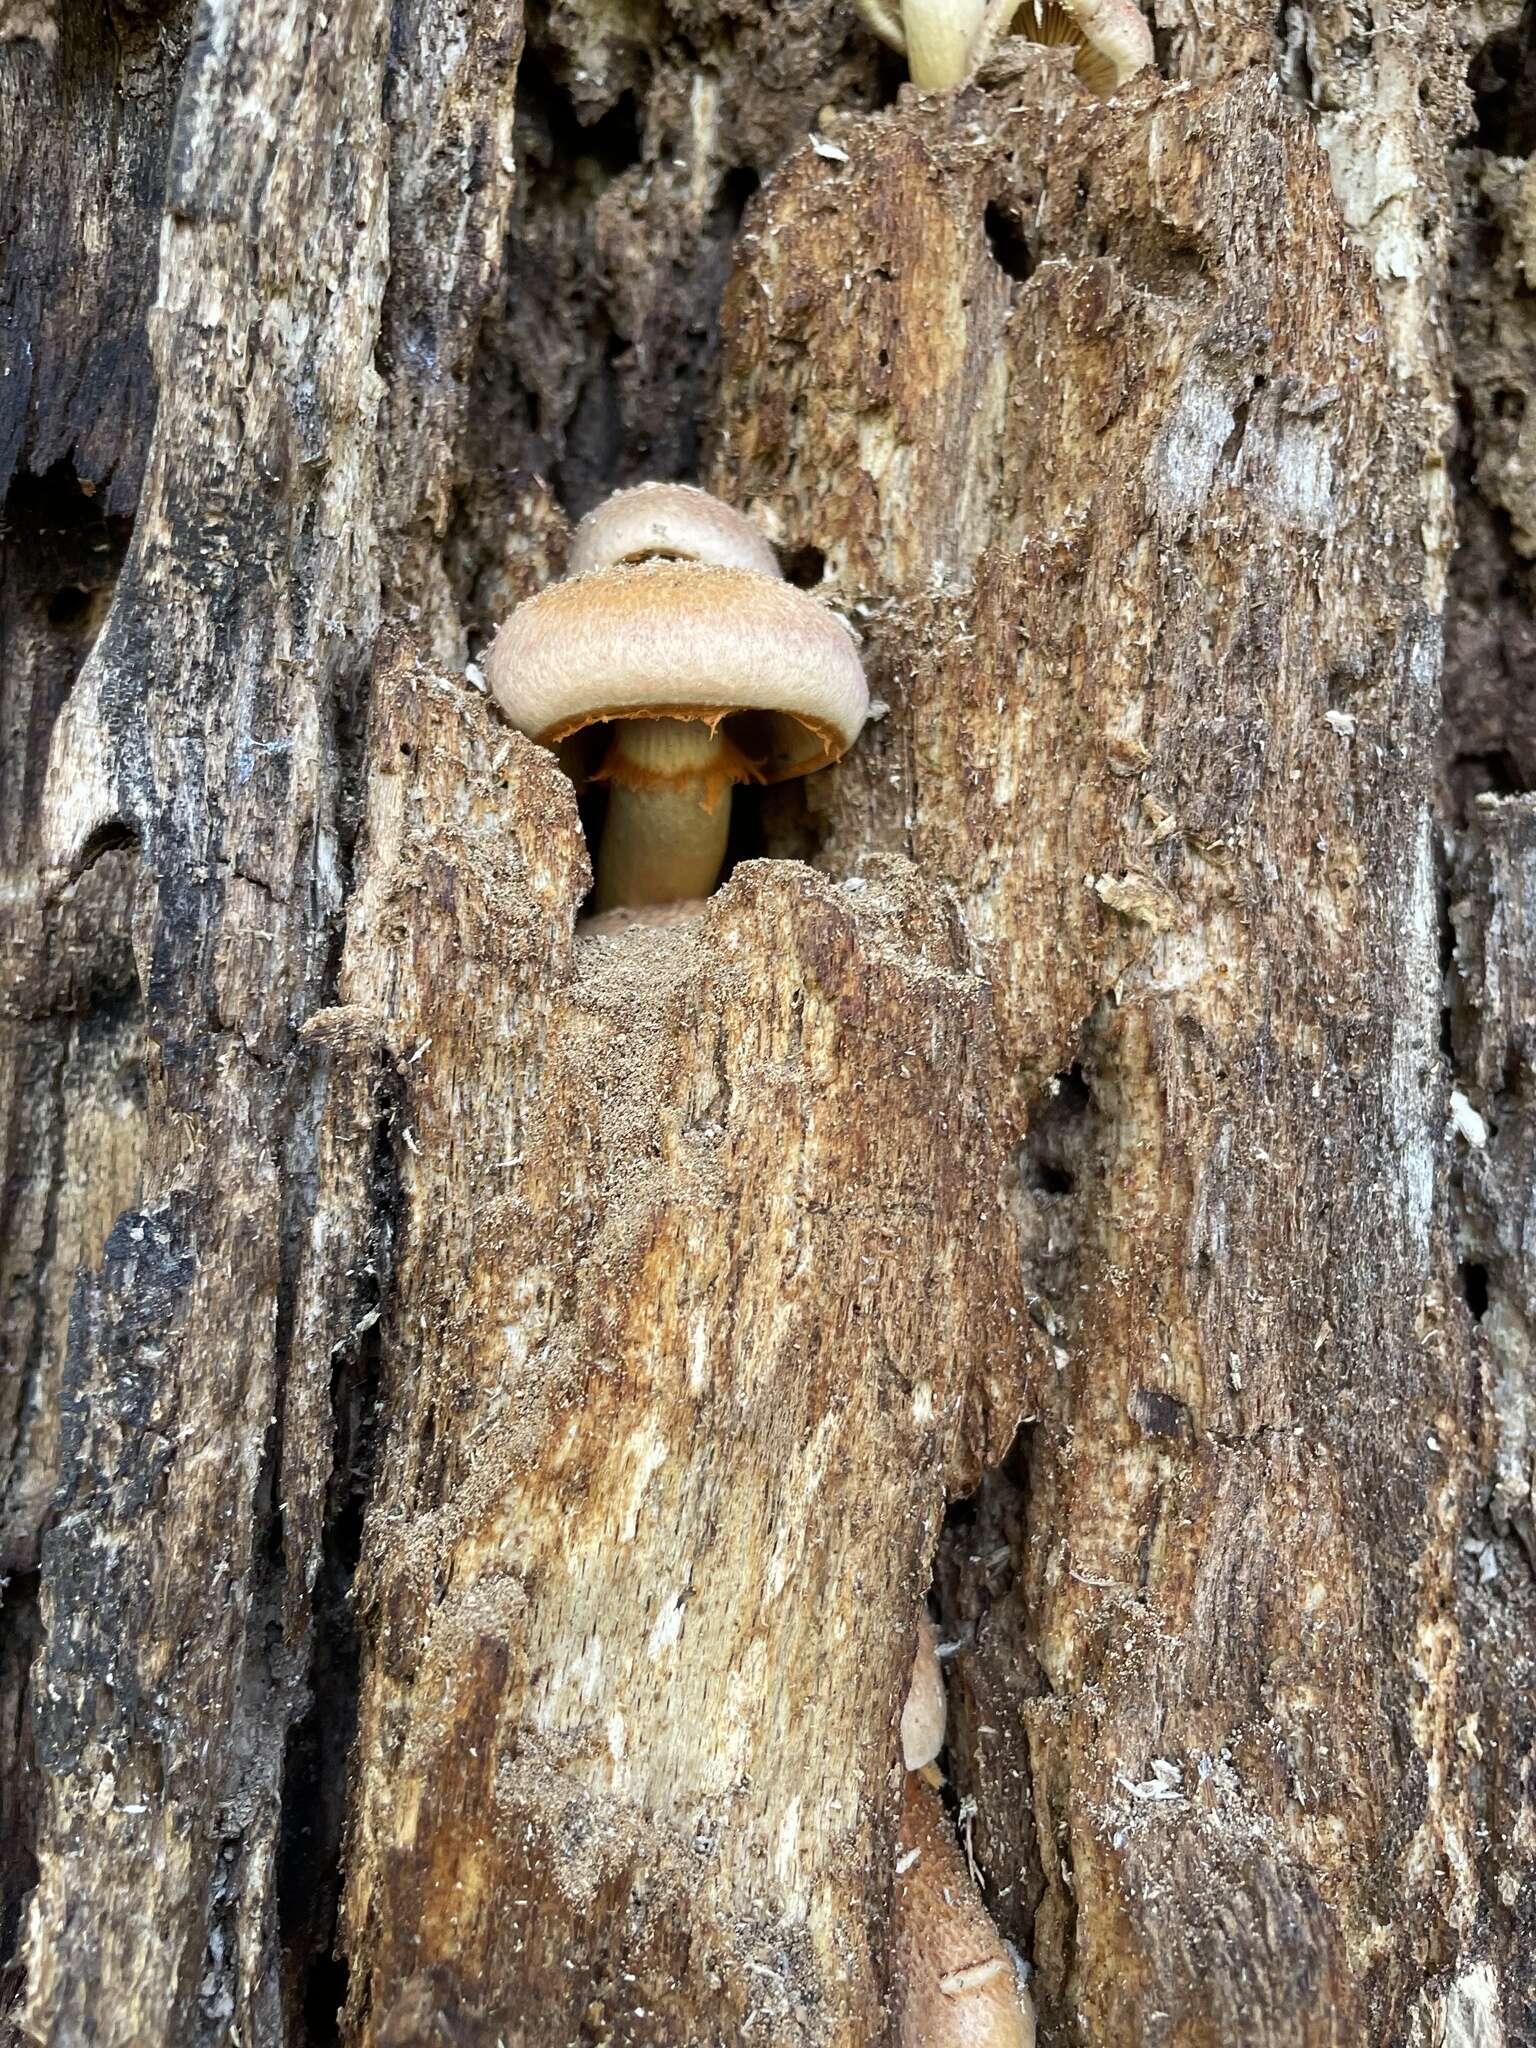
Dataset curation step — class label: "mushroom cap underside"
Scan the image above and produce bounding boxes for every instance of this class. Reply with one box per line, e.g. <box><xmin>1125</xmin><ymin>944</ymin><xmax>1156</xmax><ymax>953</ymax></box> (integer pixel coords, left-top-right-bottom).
<box><xmin>487</xmin><ymin>560</ymin><xmax>869</xmax><ymax>783</ymax></box>
<box><xmin>568</xmin><ymin>481</ymin><xmax>782</xmax><ymax>580</ymax></box>
<box><xmin>1010</xmin><ymin>0</ymin><xmax>1152</xmax><ymax>89</ymax></box>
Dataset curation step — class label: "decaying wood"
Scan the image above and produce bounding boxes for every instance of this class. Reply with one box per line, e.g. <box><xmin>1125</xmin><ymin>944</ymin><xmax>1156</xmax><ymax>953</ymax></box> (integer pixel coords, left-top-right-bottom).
<box><xmin>1453</xmin><ymin>794</ymin><xmax>1536</xmax><ymax>1567</ymax></box>
<box><xmin>1</xmin><ymin>0</ymin><xmax>188</xmax><ymax>1974</ymax></box>
<box><xmin>328</xmin><ymin>641</ymin><xmax>1028</xmax><ymax>2042</ymax></box>
<box><xmin>714</xmin><ymin>68</ymin><xmax>1483</xmax><ymax>2045</ymax></box>
<box><xmin>1445</xmin><ymin>61</ymin><xmax>1536</xmax><ymax>810</ymax></box>
<box><xmin>3</xmin><ymin>0</ymin><xmax>1536</xmax><ymax>2042</ymax></box>
<box><xmin>4</xmin><ymin>0</ymin><xmax>518</xmax><ymax>2033</ymax></box>
<box><xmin>1448</xmin><ymin>793</ymin><xmax>1536</xmax><ymax>2010</ymax></box>
<box><xmin>15</xmin><ymin>0</ymin><xmax>394</xmax><ymax>2022</ymax></box>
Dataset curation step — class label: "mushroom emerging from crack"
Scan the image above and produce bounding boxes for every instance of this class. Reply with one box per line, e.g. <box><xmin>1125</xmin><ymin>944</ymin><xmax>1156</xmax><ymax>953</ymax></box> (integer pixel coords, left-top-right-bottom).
<box><xmin>486</xmin><ymin>488</ymin><xmax>867</xmax><ymax>913</ymax></box>
<box><xmin>895</xmin><ymin>1775</ymin><xmax>1036</xmax><ymax>2048</ymax></box>
<box><xmin>894</xmin><ymin>1614</ymin><xmax>1035</xmax><ymax>2045</ymax></box>
<box><xmin>901</xmin><ymin>1615</ymin><xmax>947</xmax><ymax>1772</ymax></box>
<box><xmin>854</xmin><ymin>0</ymin><xmax>1151</xmax><ymax>94</ymax></box>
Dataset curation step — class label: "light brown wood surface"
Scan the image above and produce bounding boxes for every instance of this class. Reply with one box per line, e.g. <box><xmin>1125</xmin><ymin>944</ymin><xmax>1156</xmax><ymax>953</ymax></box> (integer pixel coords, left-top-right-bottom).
<box><xmin>2</xmin><ymin>0</ymin><xmax>1533</xmax><ymax>2043</ymax></box>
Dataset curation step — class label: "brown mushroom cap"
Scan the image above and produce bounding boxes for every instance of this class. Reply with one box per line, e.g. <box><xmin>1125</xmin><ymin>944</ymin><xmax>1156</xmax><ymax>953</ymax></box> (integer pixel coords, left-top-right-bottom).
<box><xmin>895</xmin><ymin>1776</ymin><xmax>1036</xmax><ymax>2048</ymax></box>
<box><xmin>568</xmin><ymin>482</ymin><xmax>783</xmax><ymax>580</ymax></box>
<box><xmin>901</xmin><ymin>1616</ymin><xmax>947</xmax><ymax>1771</ymax></box>
<box><xmin>1009</xmin><ymin>0</ymin><xmax>1152</xmax><ymax>92</ymax></box>
<box><xmin>486</xmin><ymin>559</ymin><xmax>868</xmax><ymax>784</ymax></box>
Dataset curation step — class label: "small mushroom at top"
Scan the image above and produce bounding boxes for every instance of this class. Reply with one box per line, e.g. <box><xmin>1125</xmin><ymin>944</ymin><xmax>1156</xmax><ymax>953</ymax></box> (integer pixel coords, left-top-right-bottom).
<box><xmin>567</xmin><ymin>481</ymin><xmax>782</xmax><ymax>580</ymax></box>
<box><xmin>487</xmin><ymin>489</ymin><xmax>866</xmax><ymax>913</ymax></box>
<box><xmin>894</xmin><ymin>1775</ymin><xmax>1036</xmax><ymax>2048</ymax></box>
<box><xmin>854</xmin><ymin>0</ymin><xmax>1151</xmax><ymax>94</ymax></box>
<box><xmin>854</xmin><ymin>0</ymin><xmax>990</xmax><ymax>89</ymax></box>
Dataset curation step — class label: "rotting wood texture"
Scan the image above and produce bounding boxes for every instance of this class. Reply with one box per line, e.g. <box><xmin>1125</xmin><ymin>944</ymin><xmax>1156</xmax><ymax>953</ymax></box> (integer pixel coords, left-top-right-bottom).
<box><xmin>715</xmin><ymin>69</ymin><xmax>1481</xmax><ymax>2046</ymax></box>
<box><xmin>3</xmin><ymin>0</ymin><xmax>1536</xmax><ymax>2043</ymax></box>
<box><xmin>1448</xmin><ymin>791</ymin><xmax>1536</xmax><ymax>2023</ymax></box>
<box><xmin>328</xmin><ymin>641</ymin><xmax>1030</xmax><ymax>2043</ymax></box>
<box><xmin>14</xmin><ymin>0</ymin><xmax>398</xmax><ymax>2020</ymax></box>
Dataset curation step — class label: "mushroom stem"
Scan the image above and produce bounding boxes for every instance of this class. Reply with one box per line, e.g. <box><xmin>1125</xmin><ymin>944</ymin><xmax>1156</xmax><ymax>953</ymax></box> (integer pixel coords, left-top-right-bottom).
<box><xmin>593</xmin><ymin>716</ymin><xmax>741</xmax><ymax>912</ymax></box>
<box><xmin>905</xmin><ymin>0</ymin><xmax>989</xmax><ymax>84</ymax></box>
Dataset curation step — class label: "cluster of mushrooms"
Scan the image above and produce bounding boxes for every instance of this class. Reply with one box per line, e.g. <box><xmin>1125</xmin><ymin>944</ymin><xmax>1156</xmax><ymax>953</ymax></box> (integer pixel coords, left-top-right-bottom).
<box><xmin>855</xmin><ymin>0</ymin><xmax>1153</xmax><ymax>94</ymax></box>
<box><xmin>488</xmin><ymin>494</ymin><xmax>1034</xmax><ymax>2041</ymax></box>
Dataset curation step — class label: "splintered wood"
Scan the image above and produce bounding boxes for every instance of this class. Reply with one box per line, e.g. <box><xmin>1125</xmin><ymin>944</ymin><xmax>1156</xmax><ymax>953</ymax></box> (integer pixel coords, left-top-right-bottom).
<box><xmin>715</xmin><ymin>68</ymin><xmax>1470</xmax><ymax>2048</ymax></box>
<box><xmin>7</xmin><ymin>0</ymin><xmax>1524</xmax><ymax>2034</ymax></box>
<box><xmin>331</xmin><ymin>645</ymin><xmax>1031</xmax><ymax>2043</ymax></box>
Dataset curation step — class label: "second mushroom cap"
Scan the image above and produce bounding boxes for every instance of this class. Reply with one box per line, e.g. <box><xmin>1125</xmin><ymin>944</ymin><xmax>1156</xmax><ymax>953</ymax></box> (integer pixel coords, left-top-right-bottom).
<box><xmin>566</xmin><ymin>480</ymin><xmax>784</xmax><ymax>581</ymax></box>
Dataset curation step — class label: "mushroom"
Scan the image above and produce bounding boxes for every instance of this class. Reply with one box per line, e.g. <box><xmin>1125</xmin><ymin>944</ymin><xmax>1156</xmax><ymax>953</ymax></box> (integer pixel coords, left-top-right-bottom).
<box><xmin>853</xmin><ymin>0</ymin><xmax>1151</xmax><ymax>95</ymax></box>
<box><xmin>567</xmin><ymin>480</ymin><xmax>782</xmax><ymax>580</ymax></box>
<box><xmin>901</xmin><ymin>1615</ymin><xmax>947</xmax><ymax>1772</ymax></box>
<box><xmin>486</xmin><ymin>496</ymin><xmax>867</xmax><ymax>913</ymax></box>
<box><xmin>894</xmin><ymin>1775</ymin><xmax>1036</xmax><ymax>2048</ymax></box>
<box><xmin>1002</xmin><ymin>0</ymin><xmax>1153</xmax><ymax>96</ymax></box>
<box><xmin>854</xmin><ymin>0</ymin><xmax>991</xmax><ymax>88</ymax></box>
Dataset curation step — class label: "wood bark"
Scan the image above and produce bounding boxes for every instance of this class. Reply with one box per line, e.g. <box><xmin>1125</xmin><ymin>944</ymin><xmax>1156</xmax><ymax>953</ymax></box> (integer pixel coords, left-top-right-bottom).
<box><xmin>1</xmin><ymin>2</ymin><xmax>1534</xmax><ymax>2047</ymax></box>
<box><xmin>327</xmin><ymin>642</ymin><xmax>1026</xmax><ymax>2043</ymax></box>
<box><xmin>714</xmin><ymin>70</ymin><xmax>1469</xmax><ymax>2042</ymax></box>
